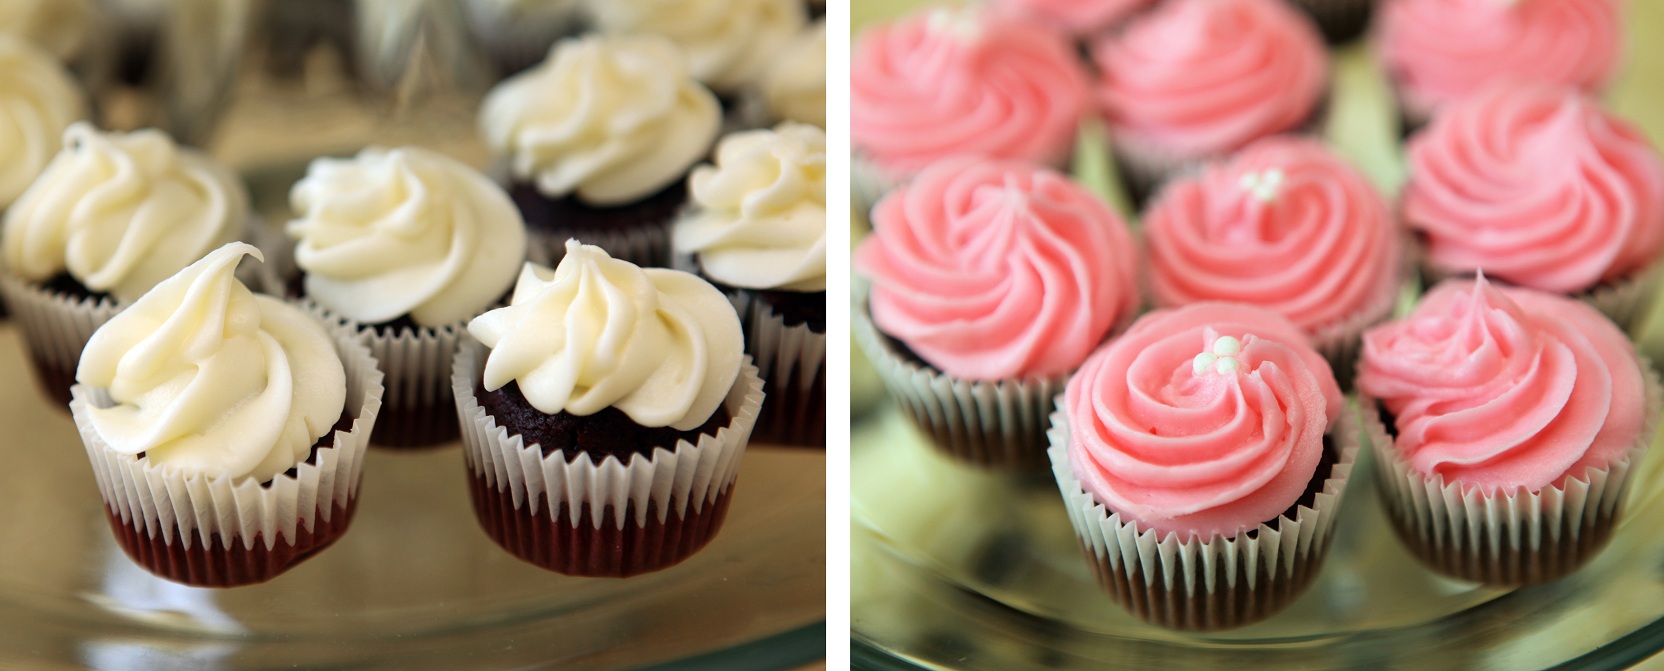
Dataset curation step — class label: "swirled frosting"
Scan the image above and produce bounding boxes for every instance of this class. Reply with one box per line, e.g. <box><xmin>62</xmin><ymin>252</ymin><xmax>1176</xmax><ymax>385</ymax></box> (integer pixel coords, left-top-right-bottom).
<box><xmin>991</xmin><ymin>0</ymin><xmax>1155</xmax><ymax>37</ymax></box>
<box><xmin>2</xmin><ymin>123</ymin><xmax>248</xmax><ymax>303</ymax></box>
<box><xmin>1144</xmin><ymin>137</ymin><xmax>1400</xmax><ymax>332</ymax></box>
<box><xmin>0</xmin><ymin>37</ymin><xmax>84</xmax><ymax>208</ymax></box>
<box><xmin>1092</xmin><ymin>0</ymin><xmax>1327</xmax><ymax>160</ymax></box>
<box><xmin>468</xmin><ymin>240</ymin><xmax>743</xmax><ymax>431</ymax></box>
<box><xmin>287</xmin><ymin>146</ymin><xmax>528</xmax><ymax>327</ymax></box>
<box><xmin>76</xmin><ymin>243</ymin><xmax>348</xmax><ymax>483</ymax></box>
<box><xmin>479</xmin><ymin>35</ymin><xmax>721</xmax><ymax>206</ymax></box>
<box><xmin>1065</xmin><ymin>303</ymin><xmax>1342</xmax><ymax>538</ymax></box>
<box><xmin>586</xmin><ymin>0</ymin><xmax>806</xmax><ymax>94</ymax></box>
<box><xmin>1358</xmin><ymin>277</ymin><xmax>1645</xmax><ymax>493</ymax></box>
<box><xmin>855</xmin><ymin>159</ymin><xmax>1137</xmax><ymax>381</ymax></box>
<box><xmin>851</xmin><ymin>6</ymin><xmax>1089</xmax><ymax>178</ymax></box>
<box><xmin>0</xmin><ymin>0</ymin><xmax>93</xmax><ymax>62</ymax></box>
<box><xmin>673</xmin><ymin>123</ymin><xmax>825</xmax><ymax>292</ymax></box>
<box><xmin>1405</xmin><ymin>84</ymin><xmax>1664</xmax><ymax>294</ymax></box>
<box><xmin>1379</xmin><ymin>0</ymin><xmax>1621</xmax><ymax>121</ymax></box>
<box><xmin>760</xmin><ymin>21</ymin><xmax>825</xmax><ymax>128</ymax></box>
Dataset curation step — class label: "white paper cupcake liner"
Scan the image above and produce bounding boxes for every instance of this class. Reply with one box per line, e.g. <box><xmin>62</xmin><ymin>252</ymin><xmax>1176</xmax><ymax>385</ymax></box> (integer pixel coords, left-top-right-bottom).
<box><xmin>1047</xmin><ymin>399</ymin><xmax>1361</xmax><ymax>630</ymax></box>
<box><xmin>729</xmin><ymin>289</ymin><xmax>826</xmax><ymax>447</ymax></box>
<box><xmin>0</xmin><ymin>272</ymin><xmax>123</xmax><ymax>404</ymax></box>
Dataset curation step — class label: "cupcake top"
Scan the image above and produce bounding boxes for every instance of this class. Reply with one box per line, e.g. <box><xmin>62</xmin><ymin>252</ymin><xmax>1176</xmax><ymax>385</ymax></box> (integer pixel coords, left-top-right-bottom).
<box><xmin>673</xmin><ymin>123</ymin><xmax>825</xmax><ymax>293</ymax></box>
<box><xmin>1405</xmin><ymin>83</ymin><xmax>1664</xmax><ymax>294</ymax></box>
<box><xmin>851</xmin><ymin>6</ymin><xmax>1089</xmax><ymax>178</ymax></box>
<box><xmin>1358</xmin><ymin>277</ymin><xmax>1646</xmax><ymax>494</ymax></box>
<box><xmin>991</xmin><ymin>0</ymin><xmax>1155</xmax><ymax>37</ymax></box>
<box><xmin>0</xmin><ymin>0</ymin><xmax>94</xmax><ymax>62</ymax></box>
<box><xmin>76</xmin><ymin>243</ymin><xmax>348</xmax><ymax>484</ymax></box>
<box><xmin>479</xmin><ymin>34</ymin><xmax>721</xmax><ymax>206</ymax></box>
<box><xmin>287</xmin><ymin>146</ymin><xmax>529</xmax><ymax>327</ymax></box>
<box><xmin>1092</xmin><ymin>0</ymin><xmax>1327</xmax><ymax>160</ymax></box>
<box><xmin>468</xmin><ymin>240</ymin><xmax>743</xmax><ymax>432</ymax></box>
<box><xmin>855</xmin><ymin>159</ymin><xmax>1138</xmax><ymax>381</ymax></box>
<box><xmin>586</xmin><ymin>0</ymin><xmax>806</xmax><ymax>95</ymax></box>
<box><xmin>1378</xmin><ymin>0</ymin><xmax>1621</xmax><ymax>122</ymax></box>
<box><xmin>760</xmin><ymin>20</ymin><xmax>826</xmax><ymax>129</ymax></box>
<box><xmin>0</xmin><ymin>36</ymin><xmax>84</xmax><ymax>209</ymax></box>
<box><xmin>1143</xmin><ymin>137</ymin><xmax>1400</xmax><ymax>334</ymax></box>
<box><xmin>2</xmin><ymin>123</ymin><xmax>248</xmax><ymax>303</ymax></box>
<box><xmin>1065</xmin><ymin>303</ymin><xmax>1342</xmax><ymax>539</ymax></box>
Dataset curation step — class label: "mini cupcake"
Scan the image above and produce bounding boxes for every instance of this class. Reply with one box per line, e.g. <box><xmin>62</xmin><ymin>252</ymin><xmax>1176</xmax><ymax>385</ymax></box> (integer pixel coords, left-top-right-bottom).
<box><xmin>1091</xmin><ymin>0</ymin><xmax>1329</xmax><ymax>206</ymax></box>
<box><xmin>285</xmin><ymin>146</ymin><xmax>528</xmax><ymax>448</ymax></box>
<box><xmin>851</xmin><ymin>6</ymin><xmax>1090</xmax><ymax>212</ymax></box>
<box><xmin>1142</xmin><ymin>136</ymin><xmax>1403</xmax><ymax>386</ymax></box>
<box><xmin>479</xmin><ymin>34</ymin><xmax>721</xmax><ymax>269</ymax></box>
<box><xmin>988</xmin><ymin>0</ymin><xmax>1156</xmax><ymax>40</ymax></box>
<box><xmin>854</xmin><ymin>159</ymin><xmax>1138</xmax><ymax>469</ymax></box>
<box><xmin>748</xmin><ymin>20</ymin><xmax>824</xmax><ymax>130</ymax></box>
<box><xmin>674</xmin><ymin>123</ymin><xmax>825</xmax><ymax>447</ymax></box>
<box><xmin>1404</xmin><ymin>83</ymin><xmax>1664</xmax><ymax>332</ymax></box>
<box><xmin>584</xmin><ymin>0</ymin><xmax>806</xmax><ymax>101</ymax></box>
<box><xmin>0</xmin><ymin>36</ymin><xmax>84</xmax><ymax>209</ymax></box>
<box><xmin>1377</xmin><ymin>0</ymin><xmax>1621</xmax><ymax>131</ymax></box>
<box><xmin>71</xmin><ymin>243</ymin><xmax>384</xmax><ymax>587</ymax></box>
<box><xmin>0</xmin><ymin>123</ymin><xmax>248</xmax><ymax>406</ymax></box>
<box><xmin>1357</xmin><ymin>277</ymin><xmax>1658</xmax><ymax>585</ymax></box>
<box><xmin>454</xmin><ymin>240</ymin><xmax>762</xmax><ymax>577</ymax></box>
<box><xmin>1050</xmin><ymin>303</ymin><xmax>1358</xmax><ymax>630</ymax></box>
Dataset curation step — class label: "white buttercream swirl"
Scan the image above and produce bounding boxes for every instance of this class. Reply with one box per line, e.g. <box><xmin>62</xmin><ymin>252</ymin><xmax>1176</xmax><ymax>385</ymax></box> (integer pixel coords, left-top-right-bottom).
<box><xmin>0</xmin><ymin>0</ymin><xmax>94</xmax><ymax>62</ymax></box>
<box><xmin>479</xmin><ymin>35</ymin><xmax>721</xmax><ymax>206</ymax></box>
<box><xmin>2</xmin><ymin>123</ymin><xmax>247</xmax><ymax>302</ymax></box>
<box><xmin>76</xmin><ymin>243</ymin><xmax>348</xmax><ymax>484</ymax></box>
<box><xmin>673</xmin><ymin>123</ymin><xmax>825</xmax><ymax>292</ymax></box>
<box><xmin>761</xmin><ymin>21</ymin><xmax>826</xmax><ymax>128</ymax></box>
<box><xmin>0</xmin><ymin>37</ymin><xmax>84</xmax><ymax>208</ymax></box>
<box><xmin>287</xmin><ymin>146</ymin><xmax>528</xmax><ymax>327</ymax></box>
<box><xmin>468</xmin><ymin>240</ymin><xmax>743</xmax><ymax>431</ymax></box>
<box><xmin>586</xmin><ymin>0</ymin><xmax>806</xmax><ymax>94</ymax></box>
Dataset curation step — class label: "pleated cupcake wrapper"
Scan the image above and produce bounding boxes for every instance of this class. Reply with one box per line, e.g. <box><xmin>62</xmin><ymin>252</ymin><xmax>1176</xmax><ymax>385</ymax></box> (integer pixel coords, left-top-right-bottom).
<box><xmin>0</xmin><ymin>272</ymin><xmax>123</xmax><ymax>404</ymax></box>
<box><xmin>728</xmin><ymin>289</ymin><xmax>827</xmax><ymax>447</ymax></box>
<box><xmin>1287</xmin><ymin>0</ymin><xmax>1375</xmax><ymax>45</ymax></box>
<box><xmin>1418</xmin><ymin>261</ymin><xmax>1660</xmax><ymax>335</ymax></box>
<box><xmin>71</xmin><ymin>324</ymin><xmax>384</xmax><ymax>555</ymax></box>
<box><xmin>452</xmin><ymin>342</ymin><xmax>764</xmax><ymax>531</ymax></box>
<box><xmin>1361</xmin><ymin>364</ymin><xmax>1660</xmax><ymax>585</ymax></box>
<box><xmin>1047</xmin><ymin>401</ymin><xmax>1361</xmax><ymax>631</ymax></box>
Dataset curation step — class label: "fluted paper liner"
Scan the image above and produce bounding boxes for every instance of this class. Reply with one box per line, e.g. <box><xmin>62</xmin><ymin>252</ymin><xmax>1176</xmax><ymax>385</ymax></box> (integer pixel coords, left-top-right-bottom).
<box><xmin>728</xmin><ymin>289</ymin><xmax>825</xmax><ymax>447</ymax></box>
<box><xmin>1362</xmin><ymin>364</ymin><xmax>1661</xmax><ymax>585</ymax></box>
<box><xmin>1048</xmin><ymin>401</ymin><xmax>1361</xmax><ymax>630</ymax></box>
<box><xmin>0</xmin><ymin>272</ymin><xmax>121</xmax><ymax>404</ymax></box>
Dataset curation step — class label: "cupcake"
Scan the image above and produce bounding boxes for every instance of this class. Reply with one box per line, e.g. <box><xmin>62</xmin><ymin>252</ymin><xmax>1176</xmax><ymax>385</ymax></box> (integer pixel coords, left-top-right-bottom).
<box><xmin>1377</xmin><ymin>0</ymin><xmax>1621</xmax><ymax>131</ymax></box>
<box><xmin>1357</xmin><ymin>277</ymin><xmax>1658</xmax><ymax>585</ymax></box>
<box><xmin>988</xmin><ymin>0</ymin><xmax>1155</xmax><ymax>40</ymax></box>
<box><xmin>0</xmin><ymin>36</ymin><xmax>85</xmax><ymax>209</ymax></box>
<box><xmin>1091</xmin><ymin>0</ymin><xmax>1329</xmax><ymax>206</ymax></box>
<box><xmin>454</xmin><ymin>240</ymin><xmax>763</xmax><ymax>577</ymax></box>
<box><xmin>749</xmin><ymin>20</ymin><xmax>825</xmax><ymax>130</ymax></box>
<box><xmin>850</xmin><ymin>6</ymin><xmax>1090</xmax><ymax>212</ymax></box>
<box><xmin>854</xmin><ymin>159</ymin><xmax>1138</xmax><ymax>469</ymax></box>
<box><xmin>285</xmin><ymin>146</ymin><xmax>528</xmax><ymax>448</ymax></box>
<box><xmin>1142</xmin><ymin>136</ymin><xmax>1403</xmax><ymax>386</ymax></box>
<box><xmin>0</xmin><ymin>123</ymin><xmax>248</xmax><ymax>406</ymax></box>
<box><xmin>1403</xmin><ymin>83</ymin><xmax>1664</xmax><ymax>332</ymax></box>
<box><xmin>479</xmin><ymin>34</ymin><xmax>721</xmax><ymax>269</ymax></box>
<box><xmin>1050</xmin><ymin>302</ymin><xmax>1358</xmax><ymax>630</ymax></box>
<box><xmin>583</xmin><ymin>0</ymin><xmax>806</xmax><ymax>100</ymax></box>
<box><xmin>674</xmin><ymin>123</ymin><xmax>825</xmax><ymax>447</ymax></box>
<box><xmin>70</xmin><ymin>243</ymin><xmax>383</xmax><ymax>587</ymax></box>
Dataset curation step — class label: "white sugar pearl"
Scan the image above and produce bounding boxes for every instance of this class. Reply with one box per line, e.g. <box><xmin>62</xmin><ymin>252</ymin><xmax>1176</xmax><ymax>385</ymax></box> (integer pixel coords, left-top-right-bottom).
<box><xmin>1211</xmin><ymin>335</ymin><xmax>1242</xmax><ymax>357</ymax></box>
<box><xmin>1215</xmin><ymin>357</ymin><xmax>1241</xmax><ymax>374</ymax></box>
<box><xmin>1193</xmin><ymin>352</ymin><xmax>1218</xmax><ymax>375</ymax></box>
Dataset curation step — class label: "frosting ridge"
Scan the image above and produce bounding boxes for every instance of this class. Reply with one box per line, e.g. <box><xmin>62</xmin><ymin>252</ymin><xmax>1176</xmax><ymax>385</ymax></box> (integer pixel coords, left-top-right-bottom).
<box><xmin>992</xmin><ymin>0</ymin><xmax>1154</xmax><ymax>36</ymax></box>
<box><xmin>0</xmin><ymin>36</ymin><xmax>83</xmax><ymax>208</ymax></box>
<box><xmin>586</xmin><ymin>0</ymin><xmax>806</xmax><ymax>94</ymax></box>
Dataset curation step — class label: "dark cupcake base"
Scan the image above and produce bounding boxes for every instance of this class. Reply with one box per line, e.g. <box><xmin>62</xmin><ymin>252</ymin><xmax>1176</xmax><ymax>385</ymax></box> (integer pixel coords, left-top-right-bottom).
<box><xmin>508</xmin><ymin>181</ymin><xmax>688</xmax><ymax>268</ymax></box>
<box><xmin>1383</xmin><ymin>493</ymin><xmax>1617</xmax><ymax>587</ymax></box>
<box><xmin>1289</xmin><ymin>0</ymin><xmax>1373</xmax><ymax>45</ymax></box>
<box><xmin>475</xmin><ymin>380</ymin><xmax>730</xmax><ymax>464</ymax></box>
<box><xmin>752</xmin><ymin>358</ymin><xmax>825</xmax><ymax>448</ymax></box>
<box><xmin>467</xmin><ymin>475</ymin><xmax>737</xmax><ymax>578</ymax></box>
<box><xmin>373</xmin><ymin>402</ymin><xmax>461</xmax><ymax>448</ymax></box>
<box><xmin>885</xmin><ymin>335</ymin><xmax>1051</xmax><ymax>469</ymax></box>
<box><xmin>106</xmin><ymin>499</ymin><xmax>358</xmax><ymax>588</ymax></box>
<box><xmin>26</xmin><ymin>354</ymin><xmax>75</xmax><ymax>411</ymax></box>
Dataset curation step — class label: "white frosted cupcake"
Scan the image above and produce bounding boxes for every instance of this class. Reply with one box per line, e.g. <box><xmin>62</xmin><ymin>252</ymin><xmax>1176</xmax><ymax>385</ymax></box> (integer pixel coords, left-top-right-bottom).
<box><xmin>746</xmin><ymin>20</ymin><xmax>824</xmax><ymax>130</ymax></box>
<box><xmin>0</xmin><ymin>36</ymin><xmax>84</xmax><ymax>209</ymax></box>
<box><xmin>583</xmin><ymin>0</ymin><xmax>806</xmax><ymax>99</ymax></box>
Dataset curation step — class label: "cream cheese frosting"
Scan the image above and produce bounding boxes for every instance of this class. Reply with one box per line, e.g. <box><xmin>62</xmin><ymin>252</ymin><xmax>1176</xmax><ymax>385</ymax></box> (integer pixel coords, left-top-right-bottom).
<box><xmin>287</xmin><ymin>146</ymin><xmax>528</xmax><ymax>327</ymax></box>
<box><xmin>0</xmin><ymin>37</ymin><xmax>84</xmax><ymax>209</ymax></box>
<box><xmin>468</xmin><ymin>240</ymin><xmax>743</xmax><ymax>431</ymax></box>
<box><xmin>585</xmin><ymin>0</ymin><xmax>806</xmax><ymax>94</ymax></box>
<box><xmin>760</xmin><ymin>21</ymin><xmax>825</xmax><ymax>129</ymax></box>
<box><xmin>673</xmin><ymin>123</ymin><xmax>825</xmax><ymax>293</ymax></box>
<box><xmin>0</xmin><ymin>0</ymin><xmax>94</xmax><ymax>62</ymax></box>
<box><xmin>2</xmin><ymin>123</ymin><xmax>247</xmax><ymax>303</ymax></box>
<box><xmin>76</xmin><ymin>243</ymin><xmax>348</xmax><ymax>484</ymax></box>
<box><xmin>479</xmin><ymin>34</ymin><xmax>722</xmax><ymax>206</ymax></box>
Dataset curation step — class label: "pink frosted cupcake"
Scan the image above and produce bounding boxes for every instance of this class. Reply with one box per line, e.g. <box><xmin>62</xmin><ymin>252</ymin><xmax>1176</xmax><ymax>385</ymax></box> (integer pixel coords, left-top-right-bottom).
<box><xmin>988</xmin><ymin>0</ymin><xmax>1156</xmax><ymax>39</ymax></box>
<box><xmin>1091</xmin><ymin>0</ymin><xmax>1329</xmax><ymax>205</ymax></box>
<box><xmin>1404</xmin><ymin>83</ymin><xmax>1664</xmax><ymax>331</ymax></box>
<box><xmin>854</xmin><ymin>159</ymin><xmax>1138</xmax><ymax>468</ymax></box>
<box><xmin>1142</xmin><ymin>136</ymin><xmax>1403</xmax><ymax>384</ymax></box>
<box><xmin>1050</xmin><ymin>303</ymin><xmax>1359</xmax><ymax>630</ymax></box>
<box><xmin>1378</xmin><ymin>0</ymin><xmax>1621</xmax><ymax>130</ymax></box>
<box><xmin>851</xmin><ymin>6</ymin><xmax>1090</xmax><ymax>211</ymax></box>
<box><xmin>1358</xmin><ymin>277</ymin><xmax>1659</xmax><ymax>585</ymax></box>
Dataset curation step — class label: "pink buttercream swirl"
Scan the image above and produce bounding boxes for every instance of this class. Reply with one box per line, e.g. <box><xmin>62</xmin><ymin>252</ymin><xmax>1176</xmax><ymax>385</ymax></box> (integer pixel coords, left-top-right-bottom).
<box><xmin>1379</xmin><ymin>0</ymin><xmax>1621</xmax><ymax>121</ymax></box>
<box><xmin>1406</xmin><ymin>84</ymin><xmax>1664</xmax><ymax>294</ymax></box>
<box><xmin>1066</xmin><ymin>303</ymin><xmax>1342</xmax><ymax>539</ymax></box>
<box><xmin>990</xmin><ymin>0</ymin><xmax>1155</xmax><ymax>37</ymax></box>
<box><xmin>1359</xmin><ymin>277</ymin><xmax>1646</xmax><ymax>494</ymax></box>
<box><xmin>851</xmin><ymin>6</ymin><xmax>1089</xmax><ymax>177</ymax></box>
<box><xmin>1091</xmin><ymin>0</ymin><xmax>1327</xmax><ymax>159</ymax></box>
<box><xmin>856</xmin><ymin>159</ymin><xmax>1137</xmax><ymax>381</ymax></box>
<box><xmin>1144</xmin><ymin>137</ymin><xmax>1400</xmax><ymax>333</ymax></box>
